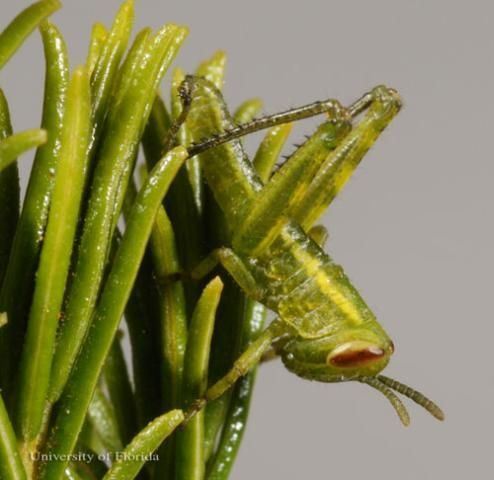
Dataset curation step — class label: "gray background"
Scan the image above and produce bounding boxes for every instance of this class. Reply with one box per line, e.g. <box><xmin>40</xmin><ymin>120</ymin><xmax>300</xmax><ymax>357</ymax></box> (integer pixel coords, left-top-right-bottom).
<box><xmin>2</xmin><ymin>0</ymin><xmax>492</xmax><ymax>478</ymax></box>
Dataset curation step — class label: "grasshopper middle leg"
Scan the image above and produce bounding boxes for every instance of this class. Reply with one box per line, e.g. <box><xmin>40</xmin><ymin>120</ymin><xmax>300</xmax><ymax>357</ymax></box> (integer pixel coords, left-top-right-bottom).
<box><xmin>190</xmin><ymin>247</ymin><xmax>263</xmax><ymax>301</ymax></box>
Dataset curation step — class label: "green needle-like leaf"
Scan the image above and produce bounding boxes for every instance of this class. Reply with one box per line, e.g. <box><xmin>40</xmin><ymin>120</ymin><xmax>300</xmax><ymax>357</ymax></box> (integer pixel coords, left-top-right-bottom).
<box><xmin>253</xmin><ymin>123</ymin><xmax>293</xmax><ymax>183</ymax></box>
<box><xmin>48</xmin><ymin>24</ymin><xmax>188</xmax><ymax>404</ymax></box>
<box><xmin>87</xmin><ymin>387</ymin><xmax>124</xmax><ymax>454</ymax></box>
<box><xmin>0</xmin><ymin>394</ymin><xmax>26</xmax><ymax>480</ymax></box>
<box><xmin>196</xmin><ymin>50</ymin><xmax>226</xmax><ymax>91</ymax></box>
<box><xmin>0</xmin><ymin>90</ymin><xmax>17</xmax><ymax>290</ymax></box>
<box><xmin>177</xmin><ymin>277</ymin><xmax>223</xmax><ymax>480</ymax></box>
<box><xmin>15</xmin><ymin>66</ymin><xmax>91</xmax><ymax>446</ymax></box>
<box><xmin>207</xmin><ymin>301</ymin><xmax>266</xmax><ymax>480</ymax></box>
<box><xmin>110</xmin><ymin>27</ymin><xmax>152</xmax><ymax>113</ymax></box>
<box><xmin>79</xmin><ymin>420</ymin><xmax>105</xmax><ymax>457</ymax></box>
<box><xmin>142</xmin><ymin>95</ymin><xmax>171</xmax><ymax>161</ymax></box>
<box><xmin>63</xmin><ymin>466</ymin><xmax>83</xmax><ymax>480</ymax></box>
<box><xmin>103</xmin><ymin>410</ymin><xmax>184</xmax><ymax>480</ymax></box>
<box><xmin>89</xmin><ymin>0</ymin><xmax>134</xmax><ymax>151</ymax></box>
<box><xmin>0</xmin><ymin>0</ymin><xmax>61</xmax><ymax>71</ymax></box>
<box><xmin>148</xmin><ymin>203</ymin><xmax>187</xmax><ymax>402</ymax></box>
<box><xmin>142</xmin><ymin>75</ymin><xmax>194</xmax><ymax>480</ymax></box>
<box><xmin>119</xmin><ymin>179</ymin><xmax>163</xmax><ymax>431</ymax></box>
<box><xmin>124</xmin><ymin>262</ymin><xmax>164</xmax><ymax>429</ymax></box>
<box><xmin>170</xmin><ymin>67</ymin><xmax>186</xmax><ymax>123</ymax></box>
<box><xmin>0</xmin><ymin>129</ymin><xmax>47</xmax><ymax>173</ymax></box>
<box><xmin>233</xmin><ymin>98</ymin><xmax>263</xmax><ymax>125</ymax></box>
<box><xmin>70</xmin><ymin>446</ymin><xmax>109</xmax><ymax>480</ymax></box>
<box><xmin>0</xmin><ymin>20</ymin><xmax>69</xmax><ymax>398</ymax></box>
<box><xmin>40</xmin><ymin>146</ymin><xmax>188</xmax><ymax>480</ymax></box>
<box><xmin>149</xmin><ymin>205</ymin><xmax>188</xmax><ymax>479</ymax></box>
<box><xmin>86</xmin><ymin>23</ymin><xmax>108</xmax><ymax>77</ymax></box>
<box><xmin>103</xmin><ymin>335</ymin><xmax>138</xmax><ymax>445</ymax></box>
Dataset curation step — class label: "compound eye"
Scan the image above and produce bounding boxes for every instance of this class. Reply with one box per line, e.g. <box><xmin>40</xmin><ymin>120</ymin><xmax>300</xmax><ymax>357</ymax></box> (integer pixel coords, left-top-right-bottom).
<box><xmin>327</xmin><ymin>341</ymin><xmax>385</xmax><ymax>368</ymax></box>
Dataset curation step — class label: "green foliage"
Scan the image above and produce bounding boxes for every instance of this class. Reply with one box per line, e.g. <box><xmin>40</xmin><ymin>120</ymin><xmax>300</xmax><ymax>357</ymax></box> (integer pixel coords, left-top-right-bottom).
<box><xmin>0</xmin><ymin>2</ymin><xmax>443</xmax><ymax>480</ymax></box>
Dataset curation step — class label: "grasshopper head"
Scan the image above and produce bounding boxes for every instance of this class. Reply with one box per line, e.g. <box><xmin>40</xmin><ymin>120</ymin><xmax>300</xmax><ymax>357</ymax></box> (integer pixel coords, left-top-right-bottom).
<box><xmin>280</xmin><ymin>328</ymin><xmax>444</xmax><ymax>426</ymax></box>
<box><xmin>280</xmin><ymin>327</ymin><xmax>393</xmax><ymax>383</ymax></box>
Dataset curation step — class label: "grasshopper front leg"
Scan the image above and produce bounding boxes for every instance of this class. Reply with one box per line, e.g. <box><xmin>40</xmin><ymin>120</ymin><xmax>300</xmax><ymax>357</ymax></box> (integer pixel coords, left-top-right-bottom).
<box><xmin>184</xmin><ymin>320</ymin><xmax>284</xmax><ymax>422</ymax></box>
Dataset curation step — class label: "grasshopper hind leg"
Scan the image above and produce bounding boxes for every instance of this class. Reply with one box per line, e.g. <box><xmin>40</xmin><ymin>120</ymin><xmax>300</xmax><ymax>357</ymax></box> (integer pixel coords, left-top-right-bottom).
<box><xmin>291</xmin><ymin>86</ymin><xmax>402</xmax><ymax>231</ymax></box>
<box><xmin>232</xmin><ymin>103</ymin><xmax>352</xmax><ymax>257</ymax></box>
<box><xmin>231</xmin><ymin>86</ymin><xmax>402</xmax><ymax>256</ymax></box>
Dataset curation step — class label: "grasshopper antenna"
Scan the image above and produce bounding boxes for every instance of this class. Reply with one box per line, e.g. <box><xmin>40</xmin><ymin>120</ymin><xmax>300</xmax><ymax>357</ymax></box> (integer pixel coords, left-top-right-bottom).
<box><xmin>377</xmin><ymin>375</ymin><xmax>445</xmax><ymax>421</ymax></box>
<box><xmin>359</xmin><ymin>376</ymin><xmax>411</xmax><ymax>426</ymax></box>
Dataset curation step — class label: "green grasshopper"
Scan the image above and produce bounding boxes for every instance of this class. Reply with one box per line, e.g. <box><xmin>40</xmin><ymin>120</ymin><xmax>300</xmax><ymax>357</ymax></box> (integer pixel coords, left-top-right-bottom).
<box><xmin>172</xmin><ymin>76</ymin><xmax>443</xmax><ymax>426</ymax></box>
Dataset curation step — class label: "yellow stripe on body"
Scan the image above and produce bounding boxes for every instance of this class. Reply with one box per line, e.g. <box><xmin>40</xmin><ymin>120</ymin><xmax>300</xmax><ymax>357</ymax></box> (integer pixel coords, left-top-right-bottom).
<box><xmin>285</xmin><ymin>231</ymin><xmax>363</xmax><ymax>326</ymax></box>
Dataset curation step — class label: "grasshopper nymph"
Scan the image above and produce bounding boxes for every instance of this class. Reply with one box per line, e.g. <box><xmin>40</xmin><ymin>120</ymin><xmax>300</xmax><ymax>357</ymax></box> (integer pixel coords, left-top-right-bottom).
<box><xmin>171</xmin><ymin>76</ymin><xmax>443</xmax><ymax>426</ymax></box>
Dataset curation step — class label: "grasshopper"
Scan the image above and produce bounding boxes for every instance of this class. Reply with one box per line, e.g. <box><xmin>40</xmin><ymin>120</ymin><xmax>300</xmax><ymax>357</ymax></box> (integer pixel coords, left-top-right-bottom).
<box><xmin>172</xmin><ymin>76</ymin><xmax>443</xmax><ymax>426</ymax></box>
